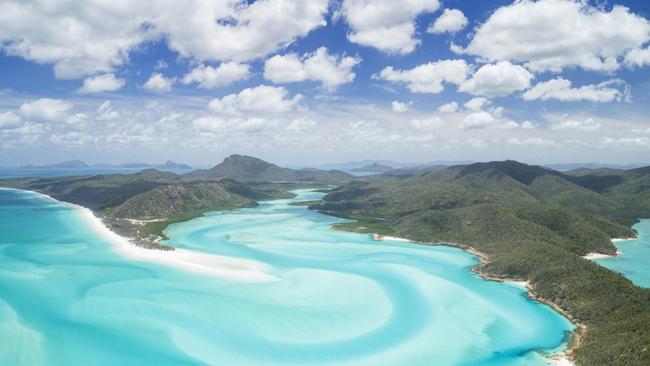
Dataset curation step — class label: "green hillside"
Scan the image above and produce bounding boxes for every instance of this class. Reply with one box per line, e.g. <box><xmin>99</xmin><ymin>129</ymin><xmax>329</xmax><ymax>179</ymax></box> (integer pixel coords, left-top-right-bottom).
<box><xmin>314</xmin><ymin>160</ymin><xmax>650</xmax><ymax>366</ymax></box>
<box><xmin>184</xmin><ymin>154</ymin><xmax>353</xmax><ymax>183</ymax></box>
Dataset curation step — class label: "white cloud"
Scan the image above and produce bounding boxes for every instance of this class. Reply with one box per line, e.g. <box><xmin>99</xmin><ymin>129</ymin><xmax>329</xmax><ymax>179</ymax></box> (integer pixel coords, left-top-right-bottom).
<box><xmin>521</xmin><ymin>121</ymin><xmax>535</xmax><ymax>130</ymax></box>
<box><xmin>286</xmin><ymin>117</ymin><xmax>317</xmax><ymax>132</ymax></box>
<box><xmin>391</xmin><ymin>101</ymin><xmax>412</xmax><ymax>113</ymax></box>
<box><xmin>428</xmin><ymin>9</ymin><xmax>467</xmax><ymax>34</ymax></box>
<box><xmin>156</xmin><ymin>0</ymin><xmax>329</xmax><ymax>62</ymax></box>
<box><xmin>506</xmin><ymin>137</ymin><xmax>556</xmax><ymax>146</ymax></box>
<box><xmin>19</xmin><ymin>98</ymin><xmax>73</xmax><ymax>122</ymax></box>
<box><xmin>96</xmin><ymin>101</ymin><xmax>120</xmax><ymax>121</ymax></box>
<box><xmin>374</xmin><ymin>59</ymin><xmax>469</xmax><ymax>93</ymax></box>
<box><xmin>624</xmin><ymin>46</ymin><xmax>650</xmax><ymax>68</ymax></box>
<box><xmin>143</xmin><ymin>73</ymin><xmax>175</xmax><ymax>93</ymax></box>
<box><xmin>78</xmin><ymin>74</ymin><xmax>125</xmax><ymax>94</ymax></box>
<box><xmin>193</xmin><ymin>116</ymin><xmax>275</xmax><ymax>133</ymax></box>
<box><xmin>600</xmin><ymin>137</ymin><xmax>650</xmax><ymax>148</ymax></box>
<box><xmin>459</xmin><ymin>61</ymin><xmax>532</xmax><ymax>98</ymax></box>
<box><xmin>464</xmin><ymin>97</ymin><xmax>490</xmax><ymax>111</ymax></box>
<box><xmin>155</xmin><ymin>59</ymin><xmax>168</xmax><ymax>70</ymax></box>
<box><xmin>0</xmin><ymin>111</ymin><xmax>22</xmax><ymax>129</ymax></box>
<box><xmin>460</xmin><ymin>111</ymin><xmax>496</xmax><ymax>130</ymax></box>
<box><xmin>523</xmin><ymin>78</ymin><xmax>626</xmax><ymax>103</ymax></box>
<box><xmin>437</xmin><ymin>101</ymin><xmax>458</xmax><ymax>113</ymax></box>
<box><xmin>182</xmin><ymin>63</ymin><xmax>251</xmax><ymax>89</ymax></box>
<box><xmin>552</xmin><ymin>118</ymin><xmax>602</xmax><ymax>131</ymax></box>
<box><xmin>339</xmin><ymin>0</ymin><xmax>440</xmax><ymax>54</ymax></box>
<box><xmin>459</xmin><ymin>105</ymin><xmax>520</xmax><ymax>130</ymax></box>
<box><xmin>0</xmin><ymin>0</ymin><xmax>328</xmax><ymax>78</ymax></box>
<box><xmin>264</xmin><ymin>47</ymin><xmax>361</xmax><ymax>91</ymax></box>
<box><xmin>458</xmin><ymin>0</ymin><xmax>650</xmax><ymax>72</ymax></box>
<box><xmin>207</xmin><ymin>85</ymin><xmax>302</xmax><ymax>115</ymax></box>
<box><xmin>409</xmin><ymin>117</ymin><xmax>443</xmax><ymax>130</ymax></box>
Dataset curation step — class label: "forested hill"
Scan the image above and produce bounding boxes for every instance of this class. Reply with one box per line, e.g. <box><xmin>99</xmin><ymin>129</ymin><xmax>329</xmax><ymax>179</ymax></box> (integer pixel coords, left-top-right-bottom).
<box><xmin>184</xmin><ymin>154</ymin><xmax>354</xmax><ymax>183</ymax></box>
<box><xmin>312</xmin><ymin>160</ymin><xmax>650</xmax><ymax>366</ymax></box>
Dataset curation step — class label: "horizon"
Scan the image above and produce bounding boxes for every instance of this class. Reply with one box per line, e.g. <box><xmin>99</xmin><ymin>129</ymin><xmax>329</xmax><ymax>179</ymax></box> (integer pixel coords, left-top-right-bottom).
<box><xmin>4</xmin><ymin>154</ymin><xmax>650</xmax><ymax>171</ymax></box>
<box><xmin>1</xmin><ymin>0</ymin><xmax>650</xmax><ymax>166</ymax></box>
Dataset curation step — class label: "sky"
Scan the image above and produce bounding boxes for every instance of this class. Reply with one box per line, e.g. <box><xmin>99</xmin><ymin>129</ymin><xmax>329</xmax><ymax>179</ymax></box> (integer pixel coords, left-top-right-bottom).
<box><xmin>1</xmin><ymin>0</ymin><xmax>650</xmax><ymax>167</ymax></box>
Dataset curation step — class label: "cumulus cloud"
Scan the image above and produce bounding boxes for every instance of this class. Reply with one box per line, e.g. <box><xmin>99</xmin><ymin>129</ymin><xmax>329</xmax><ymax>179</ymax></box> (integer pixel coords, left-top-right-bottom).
<box><xmin>464</xmin><ymin>97</ymin><xmax>490</xmax><ymax>111</ymax></box>
<box><xmin>19</xmin><ymin>98</ymin><xmax>74</xmax><ymax>122</ymax></box>
<box><xmin>207</xmin><ymin>85</ymin><xmax>302</xmax><ymax>115</ymax></box>
<box><xmin>182</xmin><ymin>63</ymin><xmax>251</xmax><ymax>89</ymax></box>
<box><xmin>143</xmin><ymin>73</ymin><xmax>175</xmax><ymax>93</ymax></box>
<box><xmin>409</xmin><ymin>117</ymin><xmax>443</xmax><ymax>130</ymax></box>
<box><xmin>338</xmin><ymin>0</ymin><xmax>440</xmax><ymax>54</ymax></box>
<box><xmin>78</xmin><ymin>74</ymin><xmax>125</xmax><ymax>94</ymax></box>
<box><xmin>0</xmin><ymin>0</ymin><xmax>328</xmax><ymax>78</ymax></box>
<box><xmin>437</xmin><ymin>101</ymin><xmax>458</xmax><ymax>113</ymax></box>
<box><xmin>374</xmin><ymin>59</ymin><xmax>469</xmax><ymax>93</ymax></box>
<box><xmin>523</xmin><ymin>78</ymin><xmax>627</xmax><ymax>103</ymax></box>
<box><xmin>457</xmin><ymin>0</ymin><xmax>650</xmax><ymax>72</ymax></box>
<box><xmin>0</xmin><ymin>111</ymin><xmax>22</xmax><ymax>129</ymax></box>
<box><xmin>624</xmin><ymin>46</ymin><xmax>650</xmax><ymax>68</ymax></box>
<box><xmin>428</xmin><ymin>9</ymin><xmax>467</xmax><ymax>34</ymax></box>
<box><xmin>459</xmin><ymin>105</ymin><xmax>519</xmax><ymax>130</ymax></box>
<box><xmin>391</xmin><ymin>101</ymin><xmax>412</xmax><ymax>113</ymax></box>
<box><xmin>96</xmin><ymin>101</ymin><xmax>120</xmax><ymax>121</ymax></box>
<box><xmin>459</xmin><ymin>61</ymin><xmax>533</xmax><ymax>98</ymax></box>
<box><xmin>264</xmin><ymin>47</ymin><xmax>361</xmax><ymax>91</ymax></box>
<box><xmin>551</xmin><ymin>118</ymin><xmax>602</xmax><ymax>131</ymax></box>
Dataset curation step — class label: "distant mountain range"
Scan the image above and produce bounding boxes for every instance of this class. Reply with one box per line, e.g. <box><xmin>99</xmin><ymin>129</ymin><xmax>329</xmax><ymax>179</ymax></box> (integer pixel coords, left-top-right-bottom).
<box><xmin>318</xmin><ymin>159</ymin><xmax>473</xmax><ymax>171</ymax></box>
<box><xmin>351</xmin><ymin>163</ymin><xmax>394</xmax><ymax>173</ymax></box>
<box><xmin>18</xmin><ymin>159</ymin><xmax>192</xmax><ymax>170</ymax></box>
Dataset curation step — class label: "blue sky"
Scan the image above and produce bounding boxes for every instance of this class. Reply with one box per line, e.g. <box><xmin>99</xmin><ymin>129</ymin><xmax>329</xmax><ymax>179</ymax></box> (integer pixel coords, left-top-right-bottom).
<box><xmin>1</xmin><ymin>0</ymin><xmax>650</xmax><ymax>166</ymax></box>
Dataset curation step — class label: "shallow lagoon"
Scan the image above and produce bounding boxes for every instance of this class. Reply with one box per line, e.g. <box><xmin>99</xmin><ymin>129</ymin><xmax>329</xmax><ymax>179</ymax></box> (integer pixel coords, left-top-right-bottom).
<box><xmin>595</xmin><ymin>219</ymin><xmax>650</xmax><ymax>288</ymax></box>
<box><xmin>0</xmin><ymin>188</ymin><xmax>572</xmax><ymax>365</ymax></box>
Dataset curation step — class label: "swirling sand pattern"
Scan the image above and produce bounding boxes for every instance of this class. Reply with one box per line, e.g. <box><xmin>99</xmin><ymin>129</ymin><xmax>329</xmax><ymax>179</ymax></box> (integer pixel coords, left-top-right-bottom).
<box><xmin>0</xmin><ymin>189</ymin><xmax>572</xmax><ymax>365</ymax></box>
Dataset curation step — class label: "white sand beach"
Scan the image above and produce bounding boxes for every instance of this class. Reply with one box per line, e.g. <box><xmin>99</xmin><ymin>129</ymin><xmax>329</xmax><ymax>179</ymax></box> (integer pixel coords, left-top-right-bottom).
<box><xmin>372</xmin><ymin>233</ymin><xmax>412</xmax><ymax>242</ymax></box>
<box><xmin>1</xmin><ymin>188</ymin><xmax>277</xmax><ymax>283</ymax></box>
<box><xmin>77</xmin><ymin>207</ymin><xmax>278</xmax><ymax>282</ymax></box>
<box><xmin>552</xmin><ymin>356</ymin><xmax>576</xmax><ymax>366</ymax></box>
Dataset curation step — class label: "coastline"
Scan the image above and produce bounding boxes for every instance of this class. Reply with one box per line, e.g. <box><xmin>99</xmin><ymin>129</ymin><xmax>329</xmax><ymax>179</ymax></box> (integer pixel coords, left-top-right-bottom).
<box><xmin>583</xmin><ymin>237</ymin><xmax>635</xmax><ymax>260</ymax></box>
<box><xmin>3</xmin><ymin>188</ymin><xmax>277</xmax><ymax>282</ymax></box>
<box><xmin>373</xmin><ymin>233</ymin><xmax>578</xmax><ymax>366</ymax></box>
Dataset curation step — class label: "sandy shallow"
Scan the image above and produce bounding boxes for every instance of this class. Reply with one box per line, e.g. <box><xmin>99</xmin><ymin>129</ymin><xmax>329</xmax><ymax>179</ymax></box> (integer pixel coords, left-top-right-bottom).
<box><xmin>78</xmin><ymin>208</ymin><xmax>278</xmax><ymax>282</ymax></box>
<box><xmin>0</xmin><ymin>188</ymin><xmax>277</xmax><ymax>282</ymax></box>
<box><xmin>373</xmin><ymin>233</ymin><xmax>576</xmax><ymax>366</ymax></box>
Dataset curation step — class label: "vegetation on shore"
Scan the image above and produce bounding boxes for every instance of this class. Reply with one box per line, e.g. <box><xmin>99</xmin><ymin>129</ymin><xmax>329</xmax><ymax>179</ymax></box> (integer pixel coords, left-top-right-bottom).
<box><xmin>314</xmin><ymin>160</ymin><xmax>650</xmax><ymax>366</ymax></box>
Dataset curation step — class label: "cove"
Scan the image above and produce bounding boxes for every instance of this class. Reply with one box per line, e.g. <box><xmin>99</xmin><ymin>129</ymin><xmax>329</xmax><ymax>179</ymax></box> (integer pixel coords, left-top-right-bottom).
<box><xmin>595</xmin><ymin>219</ymin><xmax>650</xmax><ymax>288</ymax></box>
<box><xmin>0</xmin><ymin>188</ymin><xmax>573</xmax><ymax>365</ymax></box>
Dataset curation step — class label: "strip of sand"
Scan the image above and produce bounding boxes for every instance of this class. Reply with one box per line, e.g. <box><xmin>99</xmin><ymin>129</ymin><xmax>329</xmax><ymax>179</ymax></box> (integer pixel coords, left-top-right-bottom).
<box><xmin>78</xmin><ymin>208</ymin><xmax>277</xmax><ymax>282</ymax></box>
<box><xmin>3</xmin><ymin>188</ymin><xmax>277</xmax><ymax>282</ymax></box>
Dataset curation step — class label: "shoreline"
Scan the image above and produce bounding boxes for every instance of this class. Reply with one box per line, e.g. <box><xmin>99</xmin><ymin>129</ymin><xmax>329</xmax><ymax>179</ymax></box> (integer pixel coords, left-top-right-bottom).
<box><xmin>373</xmin><ymin>233</ymin><xmax>578</xmax><ymax>366</ymax></box>
<box><xmin>583</xmin><ymin>237</ymin><xmax>635</xmax><ymax>260</ymax></box>
<box><xmin>3</xmin><ymin>188</ymin><xmax>277</xmax><ymax>282</ymax></box>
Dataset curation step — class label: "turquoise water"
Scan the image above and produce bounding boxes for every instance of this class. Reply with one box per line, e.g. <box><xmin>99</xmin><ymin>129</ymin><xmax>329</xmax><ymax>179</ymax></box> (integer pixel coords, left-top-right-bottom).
<box><xmin>0</xmin><ymin>188</ymin><xmax>573</xmax><ymax>365</ymax></box>
<box><xmin>595</xmin><ymin>219</ymin><xmax>650</xmax><ymax>288</ymax></box>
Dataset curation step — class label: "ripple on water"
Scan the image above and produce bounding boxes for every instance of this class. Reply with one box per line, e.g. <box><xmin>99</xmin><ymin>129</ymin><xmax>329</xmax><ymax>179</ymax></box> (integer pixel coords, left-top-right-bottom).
<box><xmin>0</xmin><ymin>188</ymin><xmax>573</xmax><ymax>365</ymax></box>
